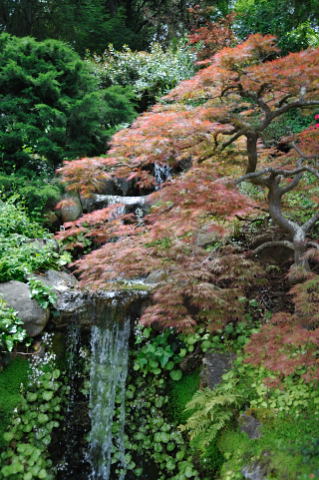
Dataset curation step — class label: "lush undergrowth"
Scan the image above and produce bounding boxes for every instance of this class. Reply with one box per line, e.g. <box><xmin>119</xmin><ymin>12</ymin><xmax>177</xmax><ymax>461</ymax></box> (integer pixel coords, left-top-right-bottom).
<box><xmin>0</xmin><ymin>199</ymin><xmax>70</xmax><ymax>282</ymax></box>
<box><xmin>120</xmin><ymin>322</ymin><xmax>319</xmax><ymax>480</ymax></box>
<box><xmin>0</xmin><ymin>358</ymin><xmax>29</xmax><ymax>449</ymax></box>
<box><xmin>168</xmin><ymin>369</ymin><xmax>200</xmax><ymax>424</ymax></box>
<box><xmin>0</xmin><ymin>335</ymin><xmax>65</xmax><ymax>480</ymax></box>
<box><xmin>0</xmin><ymin>172</ymin><xmax>61</xmax><ymax>223</ymax></box>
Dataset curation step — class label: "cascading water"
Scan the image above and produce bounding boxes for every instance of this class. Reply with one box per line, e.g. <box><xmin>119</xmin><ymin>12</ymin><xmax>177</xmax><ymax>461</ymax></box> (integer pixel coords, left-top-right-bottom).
<box><xmin>88</xmin><ymin>314</ymin><xmax>131</xmax><ymax>480</ymax></box>
<box><xmin>154</xmin><ymin>163</ymin><xmax>171</xmax><ymax>188</ymax></box>
<box><xmin>107</xmin><ymin>195</ymin><xmax>127</xmax><ymax>220</ymax></box>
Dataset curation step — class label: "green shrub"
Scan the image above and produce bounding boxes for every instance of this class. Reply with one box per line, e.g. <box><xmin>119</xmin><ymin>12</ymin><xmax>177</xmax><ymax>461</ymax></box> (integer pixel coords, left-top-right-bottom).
<box><xmin>168</xmin><ymin>370</ymin><xmax>200</xmax><ymax>424</ymax></box>
<box><xmin>0</xmin><ymin>33</ymin><xmax>136</xmax><ymax>172</ymax></box>
<box><xmin>88</xmin><ymin>41</ymin><xmax>196</xmax><ymax>110</ymax></box>
<box><xmin>27</xmin><ymin>278</ymin><xmax>57</xmax><ymax>310</ymax></box>
<box><xmin>0</xmin><ymin>299</ymin><xmax>28</xmax><ymax>353</ymax></box>
<box><xmin>234</xmin><ymin>0</ymin><xmax>319</xmax><ymax>54</ymax></box>
<box><xmin>262</xmin><ymin>109</ymin><xmax>315</xmax><ymax>145</ymax></box>
<box><xmin>0</xmin><ymin>171</ymin><xmax>62</xmax><ymax>220</ymax></box>
<box><xmin>182</xmin><ymin>389</ymin><xmax>242</xmax><ymax>452</ymax></box>
<box><xmin>0</xmin><ymin>199</ymin><xmax>70</xmax><ymax>282</ymax></box>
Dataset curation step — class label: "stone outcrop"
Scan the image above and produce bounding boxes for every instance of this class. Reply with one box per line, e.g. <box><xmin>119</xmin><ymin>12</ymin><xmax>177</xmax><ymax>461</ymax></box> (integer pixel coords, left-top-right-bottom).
<box><xmin>32</xmin><ymin>270</ymin><xmax>148</xmax><ymax>328</ymax></box>
<box><xmin>239</xmin><ymin>413</ymin><xmax>261</xmax><ymax>439</ymax></box>
<box><xmin>59</xmin><ymin>195</ymin><xmax>83</xmax><ymax>222</ymax></box>
<box><xmin>242</xmin><ymin>462</ymin><xmax>269</xmax><ymax>480</ymax></box>
<box><xmin>201</xmin><ymin>352</ymin><xmax>236</xmax><ymax>389</ymax></box>
<box><xmin>0</xmin><ymin>281</ymin><xmax>49</xmax><ymax>337</ymax></box>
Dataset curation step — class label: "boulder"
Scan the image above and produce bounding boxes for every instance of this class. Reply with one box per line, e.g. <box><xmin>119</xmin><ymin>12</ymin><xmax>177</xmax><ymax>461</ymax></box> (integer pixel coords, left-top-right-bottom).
<box><xmin>144</xmin><ymin>270</ymin><xmax>167</xmax><ymax>284</ymax></box>
<box><xmin>239</xmin><ymin>413</ymin><xmax>261</xmax><ymax>439</ymax></box>
<box><xmin>242</xmin><ymin>462</ymin><xmax>268</xmax><ymax>480</ymax></box>
<box><xmin>0</xmin><ymin>281</ymin><xmax>49</xmax><ymax>337</ymax></box>
<box><xmin>33</xmin><ymin>269</ymin><xmax>78</xmax><ymax>291</ymax></box>
<box><xmin>31</xmin><ymin>270</ymin><xmax>81</xmax><ymax>313</ymax></box>
<box><xmin>59</xmin><ymin>195</ymin><xmax>83</xmax><ymax>222</ymax></box>
<box><xmin>195</xmin><ymin>224</ymin><xmax>220</xmax><ymax>248</ymax></box>
<box><xmin>201</xmin><ymin>352</ymin><xmax>236</xmax><ymax>389</ymax></box>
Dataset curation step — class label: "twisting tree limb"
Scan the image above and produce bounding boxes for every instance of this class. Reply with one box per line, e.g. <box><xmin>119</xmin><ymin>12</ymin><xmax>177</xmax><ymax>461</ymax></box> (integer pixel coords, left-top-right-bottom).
<box><xmin>254</xmin><ymin>240</ymin><xmax>294</xmax><ymax>254</ymax></box>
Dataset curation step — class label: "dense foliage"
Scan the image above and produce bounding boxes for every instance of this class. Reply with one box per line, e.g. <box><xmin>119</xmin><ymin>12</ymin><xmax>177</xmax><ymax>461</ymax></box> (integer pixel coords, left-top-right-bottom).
<box><xmin>234</xmin><ymin>0</ymin><xmax>319</xmax><ymax>53</ymax></box>
<box><xmin>1</xmin><ymin>4</ymin><xmax>319</xmax><ymax>479</ymax></box>
<box><xmin>0</xmin><ymin>199</ymin><xmax>70</xmax><ymax>282</ymax></box>
<box><xmin>0</xmin><ymin>34</ymin><xmax>136</xmax><ymax>172</ymax></box>
<box><xmin>0</xmin><ymin>171</ymin><xmax>61</xmax><ymax>221</ymax></box>
<box><xmin>0</xmin><ymin>0</ymin><xmax>211</xmax><ymax>53</ymax></box>
<box><xmin>0</xmin><ymin>300</ymin><xmax>28</xmax><ymax>354</ymax></box>
<box><xmin>55</xmin><ymin>31</ymin><xmax>319</xmax><ymax>401</ymax></box>
<box><xmin>0</xmin><ymin>334</ymin><xmax>64</xmax><ymax>480</ymax></box>
<box><xmin>87</xmin><ymin>41</ymin><xmax>196</xmax><ymax>111</ymax></box>
<box><xmin>58</xmin><ymin>34</ymin><xmax>319</xmax><ymax>333</ymax></box>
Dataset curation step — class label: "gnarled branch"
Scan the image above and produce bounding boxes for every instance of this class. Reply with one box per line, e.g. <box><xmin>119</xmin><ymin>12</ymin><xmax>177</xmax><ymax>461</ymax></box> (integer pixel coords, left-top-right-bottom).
<box><xmin>254</xmin><ymin>240</ymin><xmax>294</xmax><ymax>254</ymax></box>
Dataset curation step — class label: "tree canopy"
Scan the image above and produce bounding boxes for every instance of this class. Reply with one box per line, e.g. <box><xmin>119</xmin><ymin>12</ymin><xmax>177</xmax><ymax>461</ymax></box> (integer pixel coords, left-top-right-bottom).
<box><xmin>234</xmin><ymin>0</ymin><xmax>319</xmax><ymax>53</ymax></box>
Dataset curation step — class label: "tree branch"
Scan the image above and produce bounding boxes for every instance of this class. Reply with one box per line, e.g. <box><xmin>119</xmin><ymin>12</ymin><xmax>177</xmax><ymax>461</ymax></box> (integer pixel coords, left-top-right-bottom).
<box><xmin>307</xmin><ymin>241</ymin><xmax>319</xmax><ymax>250</ymax></box>
<box><xmin>303</xmin><ymin>212</ymin><xmax>319</xmax><ymax>233</ymax></box>
<box><xmin>220</xmin><ymin>129</ymin><xmax>244</xmax><ymax>149</ymax></box>
<box><xmin>280</xmin><ymin>172</ymin><xmax>303</xmax><ymax>194</ymax></box>
<box><xmin>291</xmin><ymin>142</ymin><xmax>318</xmax><ymax>161</ymax></box>
<box><xmin>254</xmin><ymin>240</ymin><xmax>294</xmax><ymax>254</ymax></box>
<box><xmin>236</xmin><ymin>168</ymin><xmax>270</xmax><ymax>185</ymax></box>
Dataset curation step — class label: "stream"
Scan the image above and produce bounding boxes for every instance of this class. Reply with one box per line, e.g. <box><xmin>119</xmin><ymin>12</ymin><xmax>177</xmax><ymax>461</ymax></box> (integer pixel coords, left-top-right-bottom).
<box><xmin>88</xmin><ymin>316</ymin><xmax>130</xmax><ymax>480</ymax></box>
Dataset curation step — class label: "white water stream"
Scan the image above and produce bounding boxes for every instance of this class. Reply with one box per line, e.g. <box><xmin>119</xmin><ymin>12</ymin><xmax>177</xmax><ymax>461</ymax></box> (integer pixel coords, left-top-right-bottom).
<box><xmin>88</xmin><ymin>316</ymin><xmax>130</xmax><ymax>480</ymax></box>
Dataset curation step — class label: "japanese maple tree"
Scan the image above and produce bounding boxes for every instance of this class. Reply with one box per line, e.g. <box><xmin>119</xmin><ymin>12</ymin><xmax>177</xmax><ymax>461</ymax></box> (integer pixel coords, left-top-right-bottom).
<box><xmin>57</xmin><ymin>34</ymin><xmax>319</xmax><ymax>340</ymax></box>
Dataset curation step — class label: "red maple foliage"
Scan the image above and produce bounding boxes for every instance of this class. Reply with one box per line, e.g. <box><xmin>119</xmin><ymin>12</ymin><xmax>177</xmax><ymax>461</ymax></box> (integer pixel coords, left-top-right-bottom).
<box><xmin>245</xmin><ymin>276</ymin><xmax>319</xmax><ymax>382</ymax></box>
<box><xmin>186</xmin><ymin>6</ymin><xmax>236</xmax><ymax>62</ymax></box>
<box><xmin>57</xmin><ymin>35</ymin><xmax>319</xmax><ymax>344</ymax></box>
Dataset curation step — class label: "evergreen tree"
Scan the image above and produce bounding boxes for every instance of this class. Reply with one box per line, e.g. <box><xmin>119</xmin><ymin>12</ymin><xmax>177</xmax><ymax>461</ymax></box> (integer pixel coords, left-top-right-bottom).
<box><xmin>0</xmin><ymin>34</ymin><xmax>136</xmax><ymax>172</ymax></box>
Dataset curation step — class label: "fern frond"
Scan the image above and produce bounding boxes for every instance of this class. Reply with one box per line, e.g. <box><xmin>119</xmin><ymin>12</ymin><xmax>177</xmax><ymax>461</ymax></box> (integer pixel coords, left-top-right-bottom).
<box><xmin>183</xmin><ymin>388</ymin><xmax>241</xmax><ymax>451</ymax></box>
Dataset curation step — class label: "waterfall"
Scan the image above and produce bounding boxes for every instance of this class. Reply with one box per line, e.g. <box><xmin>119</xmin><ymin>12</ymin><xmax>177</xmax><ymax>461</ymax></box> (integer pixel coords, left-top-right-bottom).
<box><xmin>88</xmin><ymin>314</ymin><xmax>131</xmax><ymax>480</ymax></box>
<box><xmin>107</xmin><ymin>195</ymin><xmax>127</xmax><ymax>220</ymax></box>
<box><xmin>154</xmin><ymin>163</ymin><xmax>171</xmax><ymax>188</ymax></box>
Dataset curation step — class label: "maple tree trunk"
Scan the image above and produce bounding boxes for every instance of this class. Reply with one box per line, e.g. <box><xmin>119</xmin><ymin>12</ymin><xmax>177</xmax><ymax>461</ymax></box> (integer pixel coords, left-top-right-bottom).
<box><xmin>293</xmin><ymin>230</ymin><xmax>310</xmax><ymax>270</ymax></box>
<box><xmin>246</xmin><ymin>134</ymin><xmax>259</xmax><ymax>173</ymax></box>
<box><xmin>268</xmin><ymin>175</ymin><xmax>310</xmax><ymax>270</ymax></box>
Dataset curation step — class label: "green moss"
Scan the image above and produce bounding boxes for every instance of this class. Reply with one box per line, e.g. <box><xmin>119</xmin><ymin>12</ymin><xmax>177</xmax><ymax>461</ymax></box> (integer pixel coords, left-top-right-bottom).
<box><xmin>0</xmin><ymin>357</ymin><xmax>29</xmax><ymax>447</ymax></box>
<box><xmin>168</xmin><ymin>369</ymin><xmax>200</xmax><ymax>424</ymax></box>
<box><xmin>218</xmin><ymin>429</ymin><xmax>251</xmax><ymax>456</ymax></box>
<box><xmin>217</xmin><ymin>414</ymin><xmax>319</xmax><ymax>480</ymax></box>
<box><xmin>258</xmin><ymin>415</ymin><xmax>319</xmax><ymax>479</ymax></box>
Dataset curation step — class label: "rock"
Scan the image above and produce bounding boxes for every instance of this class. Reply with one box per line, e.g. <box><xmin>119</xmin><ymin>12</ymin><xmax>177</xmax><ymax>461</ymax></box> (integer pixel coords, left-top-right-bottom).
<box><xmin>0</xmin><ymin>281</ymin><xmax>49</xmax><ymax>337</ymax></box>
<box><xmin>195</xmin><ymin>224</ymin><xmax>220</xmax><ymax>247</ymax></box>
<box><xmin>242</xmin><ymin>462</ymin><xmax>268</xmax><ymax>480</ymax></box>
<box><xmin>239</xmin><ymin>413</ymin><xmax>261</xmax><ymax>439</ymax></box>
<box><xmin>201</xmin><ymin>352</ymin><xmax>236</xmax><ymax>389</ymax></box>
<box><xmin>33</xmin><ymin>269</ymin><xmax>78</xmax><ymax>292</ymax></box>
<box><xmin>33</xmin><ymin>270</ymin><xmax>148</xmax><ymax>328</ymax></box>
<box><xmin>116</xmin><ymin>177</ymin><xmax>134</xmax><ymax>195</ymax></box>
<box><xmin>100</xmin><ymin>178</ymin><xmax>117</xmax><ymax>195</ymax></box>
<box><xmin>31</xmin><ymin>270</ymin><xmax>81</xmax><ymax>313</ymax></box>
<box><xmin>180</xmin><ymin>349</ymin><xmax>202</xmax><ymax>373</ymax></box>
<box><xmin>144</xmin><ymin>270</ymin><xmax>167</xmax><ymax>284</ymax></box>
<box><xmin>59</xmin><ymin>195</ymin><xmax>83</xmax><ymax>222</ymax></box>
